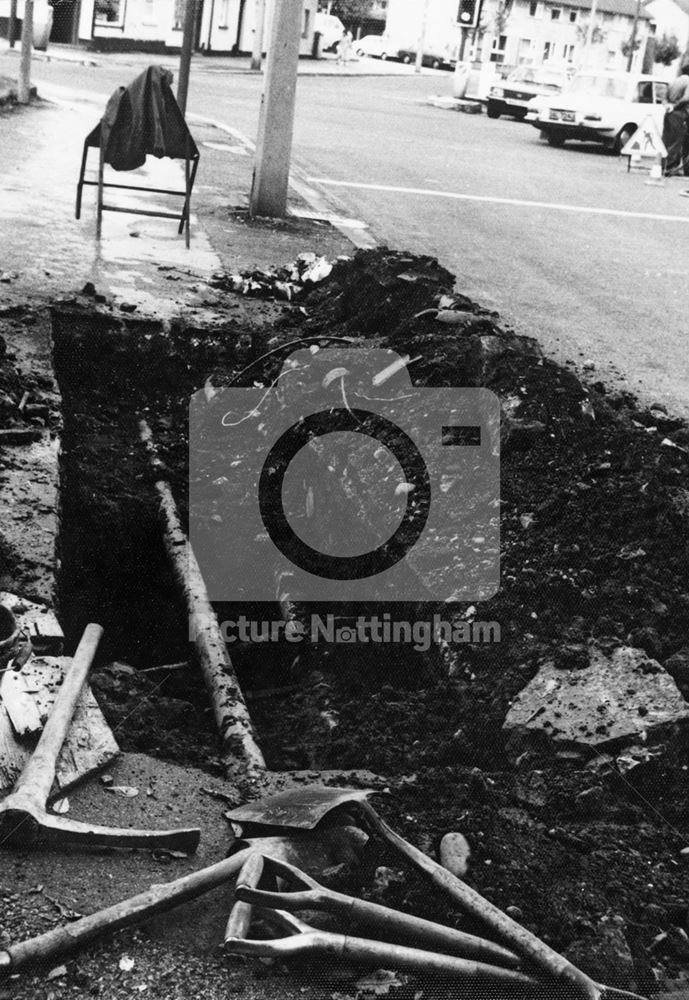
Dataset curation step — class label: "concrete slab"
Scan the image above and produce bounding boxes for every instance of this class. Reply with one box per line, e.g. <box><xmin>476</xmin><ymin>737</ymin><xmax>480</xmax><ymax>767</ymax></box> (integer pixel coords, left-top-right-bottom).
<box><xmin>426</xmin><ymin>94</ymin><xmax>483</xmax><ymax>114</ymax></box>
<box><xmin>504</xmin><ymin>645</ymin><xmax>689</xmax><ymax>752</ymax></box>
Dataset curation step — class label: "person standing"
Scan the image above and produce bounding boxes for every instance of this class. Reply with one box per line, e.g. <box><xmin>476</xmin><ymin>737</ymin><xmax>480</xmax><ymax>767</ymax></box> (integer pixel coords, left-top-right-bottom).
<box><xmin>663</xmin><ymin>63</ymin><xmax>689</xmax><ymax>176</ymax></box>
<box><xmin>337</xmin><ymin>29</ymin><xmax>353</xmax><ymax>66</ymax></box>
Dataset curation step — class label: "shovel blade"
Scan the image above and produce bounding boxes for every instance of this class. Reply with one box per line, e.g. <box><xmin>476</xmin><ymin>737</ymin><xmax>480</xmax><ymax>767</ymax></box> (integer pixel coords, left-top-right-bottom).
<box><xmin>227</xmin><ymin>786</ymin><xmax>376</xmax><ymax>830</ymax></box>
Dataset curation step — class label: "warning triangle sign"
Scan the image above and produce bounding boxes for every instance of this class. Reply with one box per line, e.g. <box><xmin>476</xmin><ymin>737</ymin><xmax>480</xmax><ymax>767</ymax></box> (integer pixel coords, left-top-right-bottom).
<box><xmin>620</xmin><ymin>115</ymin><xmax>667</xmax><ymax>158</ymax></box>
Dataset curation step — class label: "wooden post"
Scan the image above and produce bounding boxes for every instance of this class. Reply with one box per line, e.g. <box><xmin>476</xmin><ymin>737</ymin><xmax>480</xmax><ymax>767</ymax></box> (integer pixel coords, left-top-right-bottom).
<box><xmin>8</xmin><ymin>0</ymin><xmax>18</xmax><ymax>47</ymax></box>
<box><xmin>250</xmin><ymin>0</ymin><xmax>266</xmax><ymax>70</ymax></box>
<box><xmin>17</xmin><ymin>0</ymin><xmax>33</xmax><ymax>105</ymax></box>
<box><xmin>177</xmin><ymin>0</ymin><xmax>197</xmax><ymax>117</ymax></box>
<box><xmin>250</xmin><ymin>0</ymin><xmax>302</xmax><ymax>218</ymax></box>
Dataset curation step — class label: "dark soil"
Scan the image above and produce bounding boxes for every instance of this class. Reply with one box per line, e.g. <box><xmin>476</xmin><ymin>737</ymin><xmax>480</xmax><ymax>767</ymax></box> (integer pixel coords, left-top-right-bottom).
<box><xmin>36</xmin><ymin>248</ymin><xmax>689</xmax><ymax>995</ymax></box>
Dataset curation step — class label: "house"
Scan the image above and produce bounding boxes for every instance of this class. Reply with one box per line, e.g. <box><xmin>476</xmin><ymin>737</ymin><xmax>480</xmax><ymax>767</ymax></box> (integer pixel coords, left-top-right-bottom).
<box><xmin>384</xmin><ymin>0</ymin><xmax>654</xmax><ymax>71</ymax></box>
<box><xmin>0</xmin><ymin>0</ymin><xmax>319</xmax><ymax>56</ymax></box>
<box><xmin>643</xmin><ymin>0</ymin><xmax>689</xmax><ymax>56</ymax></box>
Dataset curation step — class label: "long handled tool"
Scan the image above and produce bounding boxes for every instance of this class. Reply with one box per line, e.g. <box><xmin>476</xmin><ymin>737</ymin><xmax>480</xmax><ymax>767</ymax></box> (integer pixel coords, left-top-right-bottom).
<box><xmin>225</xmin><ymin>872</ymin><xmax>538</xmax><ymax>990</ymax></box>
<box><xmin>227</xmin><ymin>787</ymin><xmax>647</xmax><ymax>1000</ymax></box>
<box><xmin>0</xmin><ymin>623</ymin><xmax>200</xmax><ymax>852</ymax></box>
<box><xmin>235</xmin><ymin>852</ymin><xmax>521</xmax><ymax>969</ymax></box>
<box><xmin>0</xmin><ymin>847</ymin><xmax>253</xmax><ymax>975</ymax></box>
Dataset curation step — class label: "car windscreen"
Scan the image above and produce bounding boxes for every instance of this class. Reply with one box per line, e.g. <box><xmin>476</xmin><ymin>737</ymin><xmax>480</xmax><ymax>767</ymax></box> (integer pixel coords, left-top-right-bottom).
<box><xmin>566</xmin><ymin>75</ymin><xmax>628</xmax><ymax>99</ymax></box>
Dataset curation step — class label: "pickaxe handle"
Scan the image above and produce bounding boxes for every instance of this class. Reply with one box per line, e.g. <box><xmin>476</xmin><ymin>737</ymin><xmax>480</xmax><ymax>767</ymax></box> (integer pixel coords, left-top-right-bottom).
<box><xmin>11</xmin><ymin>624</ymin><xmax>104</xmax><ymax>811</ymax></box>
<box><xmin>0</xmin><ymin>805</ymin><xmax>200</xmax><ymax>852</ymax></box>
<box><xmin>0</xmin><ymin>847</ymin><xmax>252</xmax><ymax>975</ymax></box>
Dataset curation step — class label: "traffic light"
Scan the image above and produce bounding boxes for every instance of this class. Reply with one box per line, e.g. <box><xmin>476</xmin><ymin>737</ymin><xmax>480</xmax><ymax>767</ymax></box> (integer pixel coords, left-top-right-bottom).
<box><xmin>457</xmin><ymin>0</ymin><xmax>481</xmax><ymax>29</ymax></box>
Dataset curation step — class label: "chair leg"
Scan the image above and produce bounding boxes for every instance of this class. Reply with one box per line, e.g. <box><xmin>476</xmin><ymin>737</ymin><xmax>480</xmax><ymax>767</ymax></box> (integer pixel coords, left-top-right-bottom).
<box><xmin>96</xmin><ymin>145</ymin><xmax>105</xmax><ymax>239</ymax></box>
<box><xmin>183</xmin><ymin>149</ymin><xmax>191</xmax><ymax>249</ymax></box>
<box><xmin>75</xmin><ymin>143</ymin><xmax>89</xmax><ymax>220</ymax></box>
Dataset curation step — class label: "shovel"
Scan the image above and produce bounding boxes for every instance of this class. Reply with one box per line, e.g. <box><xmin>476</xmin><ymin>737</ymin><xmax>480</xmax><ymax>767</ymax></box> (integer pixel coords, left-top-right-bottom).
<box><xmin>227</xmin><ymin>787</ymin><xmax>647</xmax><ymax>1000</ymax></box>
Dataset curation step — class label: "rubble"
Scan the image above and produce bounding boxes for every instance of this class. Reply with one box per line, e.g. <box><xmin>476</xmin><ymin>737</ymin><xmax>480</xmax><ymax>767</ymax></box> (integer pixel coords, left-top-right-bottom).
<box><xmin>504</xmin><ymin>646</ymin><xmax>689</xmax><ymax>753</ymax></box>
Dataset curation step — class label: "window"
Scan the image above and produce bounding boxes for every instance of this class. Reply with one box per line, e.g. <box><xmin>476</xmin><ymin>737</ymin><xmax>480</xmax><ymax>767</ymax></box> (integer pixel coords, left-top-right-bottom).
<box><xmin>518</xmin><ymin>36</ymin><xmax>532</xmax><ymax>62</ymax></box>
<box><xmin>550</xmin><ymin>7</ymin><xmax>560</xmax><ymax>19</ymax></box>
<box><xmin>529</xmin><ymin>1</ymin><xmax>538</xmax><ymax>15</ymax></box>
<box><xmin>543</xmin><ymin>40</ymin><xmax>552</xmax><ymax>59</ymax></box>
<box><xmin>302</xmin><ymin>8</ymin><xmax>310</xmax><ymax>37</ymax></box>
<box><xmin>173</xmin><ymin>0</ymin><xmax>184</xmax><ymax>29</ymax></box>
<box><xmin>490</xmin><ymin>34</ymin><xmax>507</xmax><ymax>62</ymax></box>
<box><xmin>569</xmin><ymin>9</ymin><xmax>576</xmax><ymax>21</ymax></box>
<box><xmin>218</xmin><ymin>0</ymin><xmax>229</xmax><ymax>28</ymax></box>
<box><xmin>95</xmin><ymin>0</ymin><xmax>124</xmax><ymax>26</ymax></box>
<box><xmin>637</xmin><ymin>81</ymin><xmax>653</xmax><ymax>103</ymax></box>
<box><xmin>564</xmin><ymin>42</ymin><xmax>574</xmax><ymax>59</ymax></box>
<box><xmin>654</xmin><ymin>81</ymin><xmax>669</xmax><ymax>103</ymax></box>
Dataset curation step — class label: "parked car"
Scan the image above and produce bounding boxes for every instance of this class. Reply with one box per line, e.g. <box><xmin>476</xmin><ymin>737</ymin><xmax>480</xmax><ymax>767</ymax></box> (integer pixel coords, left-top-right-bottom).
<box><xmin>530</xmin><ymin>71</ymin><xmax>669</xmax><ymax>153</ymax></box>
<box><xmin>397</xmin><ymin>48</ymin><xmax>453</xmax><ymax>70</ymax></box>
<box><xmin>486</xmin><ymin>65</ymin><xmax>571</xmax><ymax>120</ymax></box>
<box><xmin>354</xmin><ymin>35</ymin><xmax>395</xmax><ymax>59</ymax></box>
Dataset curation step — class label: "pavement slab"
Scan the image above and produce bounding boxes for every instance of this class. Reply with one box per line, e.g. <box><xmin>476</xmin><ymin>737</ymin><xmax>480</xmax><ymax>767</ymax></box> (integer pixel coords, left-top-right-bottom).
<box><xmin>504</xmin><ymin>644</ymin><xmax>689</xmax><ymax>752</ymax></box>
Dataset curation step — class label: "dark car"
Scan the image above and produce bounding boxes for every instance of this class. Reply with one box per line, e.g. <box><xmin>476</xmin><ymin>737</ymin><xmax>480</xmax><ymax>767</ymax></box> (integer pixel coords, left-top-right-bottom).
<box><xmin>398</xmin><ymin>48</ymin><xmax>453</xmax><ymax>70</ymax></box>
<box><xmin>486</xmin><ymin>65</ymin><xmax>570</xmax><ymax>120</ymax></box>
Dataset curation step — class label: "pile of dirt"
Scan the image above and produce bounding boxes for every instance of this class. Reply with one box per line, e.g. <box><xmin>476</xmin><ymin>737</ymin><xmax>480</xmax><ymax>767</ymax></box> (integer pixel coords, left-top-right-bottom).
<box><xmin>31</xmin><ymin>249</ymin><xmax>689</xmax><ymax>994</ymax></box>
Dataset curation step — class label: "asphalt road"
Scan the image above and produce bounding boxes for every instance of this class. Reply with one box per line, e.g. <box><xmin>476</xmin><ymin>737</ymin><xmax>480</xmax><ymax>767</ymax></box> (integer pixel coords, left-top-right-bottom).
<box><xmin>24</xmin><ymin>57</ymin><xmax>689</xmax><ymax>416</ymax></box>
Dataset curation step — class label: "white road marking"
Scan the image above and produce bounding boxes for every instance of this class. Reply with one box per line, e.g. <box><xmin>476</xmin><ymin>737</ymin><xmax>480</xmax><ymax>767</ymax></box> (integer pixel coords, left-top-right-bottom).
<box><xmin>306</xmin><ymin>176</ymin><xmax>689</xmax><ymax>225</ymax></box>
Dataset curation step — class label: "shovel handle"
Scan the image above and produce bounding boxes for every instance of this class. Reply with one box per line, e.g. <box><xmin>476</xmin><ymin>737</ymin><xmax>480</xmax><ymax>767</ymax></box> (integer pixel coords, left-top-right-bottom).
<box><xmin>0</xmin><ymin>848</ymin><xmax>252</xmax><ymax>975</ymax></box>
<box><xmin>225</xmin><ymin>852</ymin><xmax>264</xmax><ymax>944</ymax></box>
<box><xmin>358</xmin><ymin>800</ymin><xmax>602</xmax><ymax>1000</ymax></box>
<box><xmin>237</xmin><ymin>882</ymin><xmax>520</xmax><ymax>969</ymax></box>
<box><xmin>228</xmin><ymin>919</ymin><xmax>537</xmax><ymax>988</ymax></box>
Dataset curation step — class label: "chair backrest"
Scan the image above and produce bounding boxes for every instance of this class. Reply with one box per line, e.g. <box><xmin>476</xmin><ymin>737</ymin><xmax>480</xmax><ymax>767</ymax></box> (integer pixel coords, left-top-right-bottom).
<box><xmin>86</xmin><ymin>65</ymin><xmax>199</xmax><ymax>172</ymax></box>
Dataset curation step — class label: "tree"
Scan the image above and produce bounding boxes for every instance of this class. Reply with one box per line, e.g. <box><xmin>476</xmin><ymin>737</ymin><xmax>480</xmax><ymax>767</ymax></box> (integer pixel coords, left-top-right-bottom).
<box><xmin>654</xmin><ymin>32</ymin><xmax>681</xmax><ymax>65</ymax></box>
<box><xmin>575</xmin><ymin>18</ymin><xmax>605</xmax><ymax>45</ymax></box>
<box><xmin>621</xmin><ymin>35</ymin><xmax>642</xmax><ymax>57</ymax></box>
<box><xmin>328</xmin><ymin>0</ymin><xmax>374</xmax><ymax>22</ymax></box>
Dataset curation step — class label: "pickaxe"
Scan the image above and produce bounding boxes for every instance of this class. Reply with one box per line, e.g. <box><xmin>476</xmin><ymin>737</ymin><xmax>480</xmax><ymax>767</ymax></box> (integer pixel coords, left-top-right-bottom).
<box><xmin>0</xmin><ymin>623</ymin><xmax>200</xmax><ymax>853</ymax></box>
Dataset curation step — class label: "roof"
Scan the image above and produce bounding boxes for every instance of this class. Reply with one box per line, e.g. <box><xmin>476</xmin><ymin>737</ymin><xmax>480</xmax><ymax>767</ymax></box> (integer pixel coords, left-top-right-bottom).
<box><xmin>554</xmin><ymin>0</ymin><xmax>653</xmax><ymax>18</ymax></box>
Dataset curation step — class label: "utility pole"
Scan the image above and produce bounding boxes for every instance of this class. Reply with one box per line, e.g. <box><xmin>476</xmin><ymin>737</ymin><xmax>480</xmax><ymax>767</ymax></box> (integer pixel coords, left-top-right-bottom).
<box><xmin>415</xmin><ymin>0</ymin><xmax>430</xmax><ymax>73</ymax></box>
<box><xmin>250</xmin><ymin>0</ymin><xmax>266</xmax><ymax>71</ymax></box>
<box><xmin>250</xmin><ymin>0</ymin><xmax>302</xmax><ymax>217</ymax></box>
<box><xmin>626</xmin><ymin>0</ymin><xmax>641</xmax><ymax>72</ymax></box>
<box><xmin>582</xmin><ymin>0</ymin><xmax>599</xmax><ymax>68</ymax></box>
<box><xmin>17</xmin><ymin>0</ymin><xmax>33</xmax><ymax>105</ymax></box>
<box><xmin>8</xmin><ymin>0</ymin><xmax>17</xmax><ymax>47</ymax></box>
<box><xmin>177</xmin><ymin>0</ymin><xmax>197</xmax><ymax>116</ymax></box>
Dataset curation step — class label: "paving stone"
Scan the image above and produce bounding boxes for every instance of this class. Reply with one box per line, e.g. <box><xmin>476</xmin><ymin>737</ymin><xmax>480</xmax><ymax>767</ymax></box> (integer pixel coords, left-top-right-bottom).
<box><xmin>504</xmin><ymin>645</ymin><xmax>689</xmax><ymax>752</ymax></box>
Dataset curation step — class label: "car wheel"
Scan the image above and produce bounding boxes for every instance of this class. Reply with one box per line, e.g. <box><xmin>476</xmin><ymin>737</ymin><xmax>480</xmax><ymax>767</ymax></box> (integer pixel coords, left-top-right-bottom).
<box><xmin>380</xmin><ymin>51</ymin><xmax>388</xmax><ymax>60</ymax></box>
<box><xmin>546</xmin><ymin>132</ymin><xmax>566</xmax><ymax>147</ymax></box>
<box><xmin>486</xmin><ymin>102</ymin><xmax>501</xmax><ymax>119</ymax></box>
<box><xmin>431</xmin><ymin>58</ymin><xmax>441</xmax><ymax>68</ymax></box>
<box><xmin>402</xmin><ymin>54</ymin><xmax>412</xmax><ymax>63</ymax></box>
<box><xmin>614</xmin><ymin>123</ymin><xmax>636</xmax><ymax>155</ymax></box>
<box><xmin>355</xmin><ymin>47</ymin><xmax>364</xmax><ymax>56</ymax></box>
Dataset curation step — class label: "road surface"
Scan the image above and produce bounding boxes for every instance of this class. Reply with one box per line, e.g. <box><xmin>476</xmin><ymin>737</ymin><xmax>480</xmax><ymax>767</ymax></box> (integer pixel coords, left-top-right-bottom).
<box><xmin>21</xmin><ymin>56</ymin><xmax>689</xmax><ymax>416</ymax></box>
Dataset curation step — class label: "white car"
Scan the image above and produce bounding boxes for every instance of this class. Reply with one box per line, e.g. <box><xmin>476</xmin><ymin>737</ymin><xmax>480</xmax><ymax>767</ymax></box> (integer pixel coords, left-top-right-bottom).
<box><xmin>531</xmin><ymin>71</ymin><xmax>669</xmax><ymax>153</ymax></box>
<box><xmin>486</xmin><ymin>65</ymin><xmax>571</xmax><ymax>120</ymax></box>
<box><xmin>354</xmin><ymin>35</ymin><xmax>394</xmax><ymax>59</ymax></box>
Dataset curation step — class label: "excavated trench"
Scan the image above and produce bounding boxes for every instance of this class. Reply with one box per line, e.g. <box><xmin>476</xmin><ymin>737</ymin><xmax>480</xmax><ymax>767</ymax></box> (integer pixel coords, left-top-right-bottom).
<box><xmin>49</xmin><ymin>306</ymin><xmax>432</xmax><ymax>771</ymax></box>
